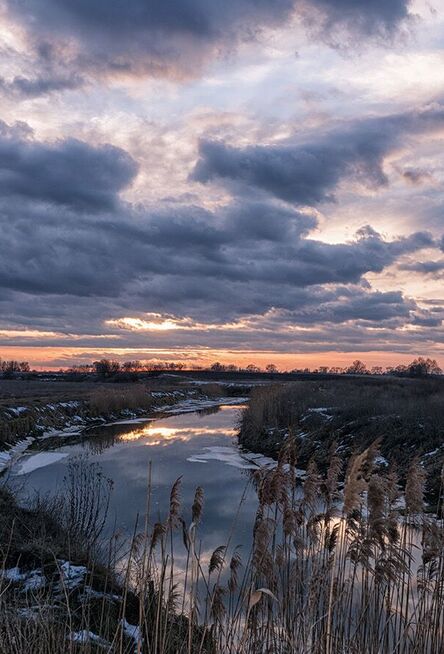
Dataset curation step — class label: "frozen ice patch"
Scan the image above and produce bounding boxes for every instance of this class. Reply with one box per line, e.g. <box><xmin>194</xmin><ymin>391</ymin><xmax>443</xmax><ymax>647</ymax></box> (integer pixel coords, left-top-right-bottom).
<box><xmin>164</xmin><ymin>397</ymin><xmax>247</xmax><ymax>415</ymax></box>
<box><xmin>103</xmin><ymin>418</ymin><xmax>152</xmax><ymax>426</ymax></box>
<box><xmin>187</xmin><ymin>446</ymin><xmax>257</xmax><ymax>469</ymax></box>
<box><xmin>14</xmin><ymin>451</ymin><xmax>69</xmax><ymax>476</ymax></box>
<box><xmin>188</xmin><ymin>446</ymin><xmax>276</xmax><ymax>470</ymax></box>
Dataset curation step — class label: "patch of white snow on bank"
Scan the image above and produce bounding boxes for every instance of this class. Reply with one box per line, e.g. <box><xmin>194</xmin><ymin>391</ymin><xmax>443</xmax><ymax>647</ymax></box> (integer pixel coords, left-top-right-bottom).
<box><xmin>122</xmin><ymin>619</ymin><xmax>143</xmax><ymax>651</ymax></box>
<box><xmin>423</xmin><ymin>448</ymin><xmax>440</xmax><ymax>458</ymax></box>
<box><xmin>14</xmin><ymin>451</ymin><xmax>69</xmax><ymax>476</ymax></box>
<box><xmin>0</xmin><ymin>436</ymin><xmax>35</xmax><ymax>473</ymax></box>
<box><xmin>82</xmin><ymin>587</ymin><xmax>121</xmax><ymax>602</ymax></box>
<box><xmin>22</xmin><ymin>570</ymin><xmax>46</xmax><ymax>592</ymax></box>
<box><xmin>1</xmin><ymin>567</ymin><xmax>25</xmax><ymax>582</ymax></box>
<box><xmin>7</xmin><ymin>406</ymin><xmax>28</xmax><ymax>416</ymax></box>
<box><xmin>40</xmin><ymin>425</ymin><xmax>82</xmax><ymax>440</ymax></box>
<box><xmin>68</xmin><ymin>631</ymin><xmax>110</xmax><ymax>648</ymax></box>
<box><xmin>59</xmin><ymin>561</ymin><xmax>88</xmax><ymax>589</ymax></box>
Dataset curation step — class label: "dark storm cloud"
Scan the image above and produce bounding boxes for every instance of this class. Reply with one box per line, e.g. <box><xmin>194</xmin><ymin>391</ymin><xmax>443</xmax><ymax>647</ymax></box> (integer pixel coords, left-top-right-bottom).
<box><xmin>287</xmin><ymin>288</ymin><xmax>414</xmax><ymax>324</ymax></box>
<box><xmin>0</xmin><ymin>180</ymin><xmax>434</xmax><ymax>322</ymax></box>
<box><xmin>400</xmin><ymin>260</ymin><xmax>444</xmax><ymax>275</ymax></box>
<box><xmin>401</xmin><ymin>168</ymin><xmax>433</xmax><ymax>186</ymax></box>
<box><xmin>302</xmin><ymin>0</ymin><xmax>412</xmax><ymax>38</ymax></box>
<box><xmin>411</xmin><ymin>314</ymin><xmax>443</xmax><ymax>327</ymax></box>
<box><xmin>0</xmin><ymin>73</ymin><xmax>84</xmax><ymax>98</ymax></box>
<box><xmin>192</xmin><ymin>106</ymin><xmax>444</xmax><ymax>205</ymax></box>
<box><xmin>0</xmin><ymin>121</ymin><xmax>138</xmax><ymax>211</ymax></box>
<box><xmin>0</xmin><ymin>285</ymin><xmax>422</xmax><ymax>350</ymax></box>
<box><xmin>5</xmin><ymin>0</ymin><xmax>412</xmax><ymax>80</ymax></box>
<box><xmin>0</xmin><ymin>122</ymin><xmax>437</xmax><ymax>352</ymax></box>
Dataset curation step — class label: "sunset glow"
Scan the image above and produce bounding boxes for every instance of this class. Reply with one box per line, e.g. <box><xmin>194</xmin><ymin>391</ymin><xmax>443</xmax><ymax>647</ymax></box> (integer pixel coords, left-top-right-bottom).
<box><xmin>119</xmin><ymin>424</ymin><xmax>236</xmax><ymax>445</ymax></box>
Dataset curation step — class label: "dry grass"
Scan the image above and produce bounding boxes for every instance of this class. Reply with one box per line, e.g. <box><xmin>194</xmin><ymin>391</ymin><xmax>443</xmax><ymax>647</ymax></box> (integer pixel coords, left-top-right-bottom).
<box><xmin>2</xmin><ymin>442</ymin><xmax>444</xmax><ymax>653</ymax></box>
<box><xmin>88</xmin><ymin>386</ymin><xmax>156</xmax><ymax>415</ymax></box>
<box><xmin>239</xmin><ymin>378</ymin><xmax>444</xmax><ymax>502</ymax></box>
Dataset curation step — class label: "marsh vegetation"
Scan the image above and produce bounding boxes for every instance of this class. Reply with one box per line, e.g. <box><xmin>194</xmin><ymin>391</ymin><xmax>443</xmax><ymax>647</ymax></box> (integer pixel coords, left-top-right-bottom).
<box><xmin>2</xmin><ymin>438</ymin><xmax>444</xmax><ymax>652</ymax></box>
<box><xmin>239</xmin><ymin>377</ymin><xmax>444</xmax><ymax>504</ymax></box>
<box><xmin>1</xmin><ymin>380</ymin><xmax>444</xmax><ymax>652</ymax></box>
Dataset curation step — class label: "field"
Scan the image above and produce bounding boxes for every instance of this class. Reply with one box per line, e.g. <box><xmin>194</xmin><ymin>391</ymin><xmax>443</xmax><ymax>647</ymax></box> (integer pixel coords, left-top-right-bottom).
<box><xmin>239</xmin><ymin>376</ymin><xmax>444</xmax><ymax>504</ymax></box>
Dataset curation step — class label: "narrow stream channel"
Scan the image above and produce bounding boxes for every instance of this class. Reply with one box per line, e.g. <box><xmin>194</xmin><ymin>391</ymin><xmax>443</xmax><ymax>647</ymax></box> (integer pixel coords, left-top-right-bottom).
<box><xmin>7</xmin><ymin>404</ymin><xmax>265</xmax><ymax>563</ymax></box>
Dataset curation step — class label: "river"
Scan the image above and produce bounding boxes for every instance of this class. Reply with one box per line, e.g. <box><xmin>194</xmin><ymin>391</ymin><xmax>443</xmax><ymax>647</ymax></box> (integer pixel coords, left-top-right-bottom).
<box><xmin>7</xmin><ymin>403</ymin><xmax>267</xmax><ymax>562</ymax></box>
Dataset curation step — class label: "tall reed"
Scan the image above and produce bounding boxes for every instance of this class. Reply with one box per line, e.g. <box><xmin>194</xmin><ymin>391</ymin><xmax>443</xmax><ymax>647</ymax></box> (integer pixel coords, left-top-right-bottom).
<box><xmin>1</xmin><ymin>444</ymin><xmax>444</xmax><ymax>653</ymax></box>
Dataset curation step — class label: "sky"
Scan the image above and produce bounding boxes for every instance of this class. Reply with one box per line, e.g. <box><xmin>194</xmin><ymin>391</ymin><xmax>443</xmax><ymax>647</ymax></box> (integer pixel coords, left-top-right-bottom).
<box><xmin>0</xmin><ymin>0</ymin><xmax>443</xmax><ymax>370</ymax></box>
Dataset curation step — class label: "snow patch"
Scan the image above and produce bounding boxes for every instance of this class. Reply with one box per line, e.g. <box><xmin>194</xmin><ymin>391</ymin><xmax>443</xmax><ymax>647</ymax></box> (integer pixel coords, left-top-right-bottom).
<box><xmin>121</xmin><ymin>619</ymin><xmax>143</xmax><ymax>651</ymax></box>
<box><xmin>0</xmin><ymin>437</ymin><xmax>34</xmax><ymax>473</ymax></box>
<box><xmin>7</xmin><ymin>406</ymin><xmax>28</xmax><ymax>416</ymax></box>
<box><xmin>59</xmin><ymin>561</ymin><xmax>88</xmax><ymax>589</ymax></box>
<box><xmin>1</xmin><ymin>567</ymin><xmax>25</xmax><ymax>582</ymax></box>
<box><xmin>423</xmin><ymin>448</ymin><xmax>440</xmax><ymax>458</ymax></box>
<box><xmin>22</xmin><ymin>570</ymin><xmax>46</xmax><ymax>592</ymax></box>
<box><xmin>82</xmin><ymin>587</ymin><xmax>121</xmax><ymax>602</ymax></box>
<box><xmin>68</xmin><ymin>631</ymin><xmax>110</xmax><ymax>648</ymax></box>
<box><xmin>40</xmin><ymin>425</ymin><xmax>82</xmax><ymax>440</ymax></box>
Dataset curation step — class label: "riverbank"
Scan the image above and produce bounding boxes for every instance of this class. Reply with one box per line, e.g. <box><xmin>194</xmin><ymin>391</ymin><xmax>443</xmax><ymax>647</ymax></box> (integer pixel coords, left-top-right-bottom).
<box><xmin>238</xmin><ymin>376</ymin><xmax>444</xmax><ymax>505</ymax></box>
<box><xmin>0</xmin><ymin>480</ymin><xmax>205</xmax><ymax>654</ymax></box>
<box><xmin>2</xmin><ymin>426</ymin><xmax>444</xmax><ymax>653</ymax></box>
<box><xmin>0</xmin><ymin>378</ymin><xmax>249</xmax><ymax>476</ymax></box>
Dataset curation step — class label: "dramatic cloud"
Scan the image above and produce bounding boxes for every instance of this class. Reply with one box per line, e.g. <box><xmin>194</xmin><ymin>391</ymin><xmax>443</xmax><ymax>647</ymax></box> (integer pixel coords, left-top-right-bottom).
<box><xmin>0</xmin><ymin>73</ymin><xmax>84</xmax><ymax>98</ymax></box>
<box><xmin>0</xmin><ymin>0</ymin><xmax>442</xmax><ymax>367</ymax></box>
<box><xmin>192</xmin><ymin>105</ymin><xmax>444</xmax><ymax>205</ymax></box>
<box><xmin>400</xmin><ymin>260</ymin><xmax>444</xmax><ymax>275</ymax></box>
<box><xmin>300</xmin><ymin>0</ymin><xmax>413</xmax><ymax>39</ymax></box>
<box><xmin>4</xmin><ymin>0</ymin><xmax>413</xmax><ymax>81</ymax></box>
<box><xmin>0</xmin><ymin>121</ymin><xmax>138</xmax><ymax>211</ymax></box>
<box><xmin>0</xmin><ymin>132</ymin><xmax>435</xmax><ymax>329</ymax></box>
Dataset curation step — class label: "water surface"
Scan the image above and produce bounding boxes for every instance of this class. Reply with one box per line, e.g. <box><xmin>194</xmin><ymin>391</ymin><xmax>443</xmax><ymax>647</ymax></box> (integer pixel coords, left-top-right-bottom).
<box><xmin>9</xmin><ymin>404</ymin><xmax>261</xmax><ymax>563</ymax></box>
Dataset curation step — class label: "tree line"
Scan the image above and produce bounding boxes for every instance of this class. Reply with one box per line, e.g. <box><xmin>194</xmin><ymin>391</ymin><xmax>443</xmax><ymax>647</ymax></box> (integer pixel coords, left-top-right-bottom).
<box><xmin>66</xmin><ymin>356</ymin><xmax>442</xmax><ymax>379</ymax></box>
<box><xmin>0</xmin><ymin>359</ymin><xmax>31</xmax><ymax>378</ymax></box>
<box><xmin>0</xmin><ymin>356</ymin><xmax>441</xmax><ymax>380</ymax></box>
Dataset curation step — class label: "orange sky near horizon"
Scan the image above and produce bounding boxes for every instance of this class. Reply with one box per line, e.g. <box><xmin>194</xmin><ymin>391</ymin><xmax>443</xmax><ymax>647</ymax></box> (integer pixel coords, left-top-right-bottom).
<box><xmin>0</xmin><ymin>346</ymin><xmax>441</xmax><ymax>371</ymax></box>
